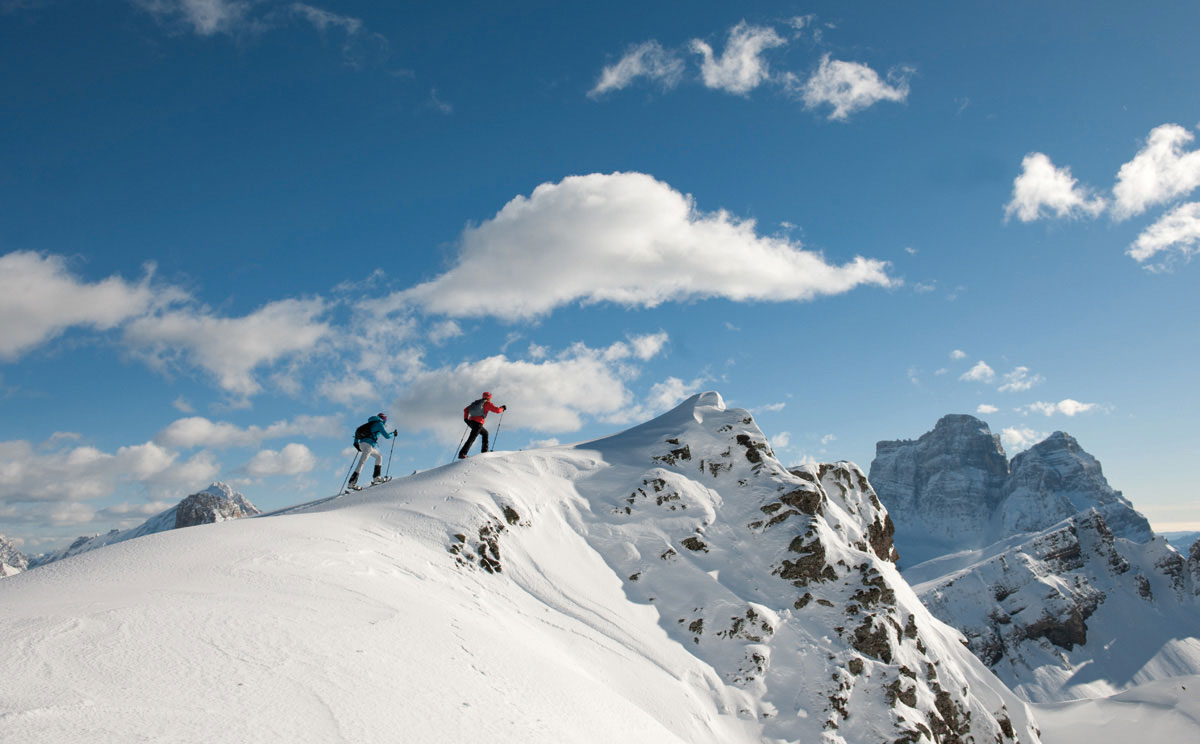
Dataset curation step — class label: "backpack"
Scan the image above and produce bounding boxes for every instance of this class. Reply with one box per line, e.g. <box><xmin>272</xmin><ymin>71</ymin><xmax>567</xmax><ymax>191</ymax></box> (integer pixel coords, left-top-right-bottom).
<box><xmin>465</xmin><ymin>398</ymin><xmax>487</xmax><ymax>419</ymax></box>
<box><xmin>353</xmin><ymin>420</ymin><xmax>374</xmax><ymax>443</ymax></box>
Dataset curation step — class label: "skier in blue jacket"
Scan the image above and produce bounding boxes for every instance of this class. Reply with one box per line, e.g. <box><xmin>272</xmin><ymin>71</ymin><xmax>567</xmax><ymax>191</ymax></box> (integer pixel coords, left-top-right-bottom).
<box><xmin>349</xmin><ymin>412</ymin><xmax>396</xmax><ymax>490</ymax></box>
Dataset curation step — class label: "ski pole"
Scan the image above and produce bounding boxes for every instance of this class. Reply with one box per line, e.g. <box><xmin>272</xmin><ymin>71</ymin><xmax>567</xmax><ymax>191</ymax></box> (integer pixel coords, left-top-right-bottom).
<box><xmin>338</xmin><ymin>450</ymin><xmax>357</xmax><ymax>495</ymax></box>
<box><xmin>492</xmin><ymin>412</ymin><xmax>504</xmax><ymax>451</ymax></box>
<box><xmin>452</xmin><ymin>426</ymin><xmax>468</xmax><ymax>463</ymax></box>
<box><xmin>385</xmin><ymin>432</ymin><xmax>397</xmax><ymax>479</ymax></box>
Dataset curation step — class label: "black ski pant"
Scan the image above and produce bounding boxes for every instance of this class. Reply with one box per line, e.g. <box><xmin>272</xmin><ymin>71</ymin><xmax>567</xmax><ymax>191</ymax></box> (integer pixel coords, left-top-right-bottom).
<box><xmin>459</xmin><ymin>420</ymin><xmax>489</xmax><ymax>458</ymax></box>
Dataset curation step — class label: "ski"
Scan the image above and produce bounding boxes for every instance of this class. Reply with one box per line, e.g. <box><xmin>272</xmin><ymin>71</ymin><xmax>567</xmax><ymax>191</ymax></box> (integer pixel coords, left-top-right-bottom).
<box><xmin>342</xmin><ymin>477</ymin><xmax>391</xmax><ymax>495</ymax></box>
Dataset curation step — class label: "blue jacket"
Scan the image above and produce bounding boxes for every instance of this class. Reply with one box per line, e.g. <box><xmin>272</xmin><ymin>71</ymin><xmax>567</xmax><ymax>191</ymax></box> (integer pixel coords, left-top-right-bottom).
<box><xmin>355</xmin><ymin>416</ymin><xmax>395</xmax><ymax>446</ymax></box>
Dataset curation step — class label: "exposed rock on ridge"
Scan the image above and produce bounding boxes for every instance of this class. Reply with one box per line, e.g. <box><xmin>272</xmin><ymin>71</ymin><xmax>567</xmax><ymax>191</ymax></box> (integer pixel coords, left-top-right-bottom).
<box><xmin>1</xmin><ymin>534</ymin><xmax>28</xmax><ymax>577</ymax></box>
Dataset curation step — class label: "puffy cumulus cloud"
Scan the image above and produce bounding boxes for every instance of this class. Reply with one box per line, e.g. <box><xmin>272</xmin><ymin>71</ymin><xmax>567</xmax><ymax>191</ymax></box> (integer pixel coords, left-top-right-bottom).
<box><xmin>976</xmin><ymin>404</ymin><xmax>999</xmax><ymax>415</ymax></box>
<box><xmin>124</xmin><ymin>298</ymin><xmax>332</xmax><ymax>397</ymax></box>
<box><xmin>156</xmin><ymin>414</ymin><xmax>341</xmax><ymax>449</ymax></box>
<box><xmin>960</xmin><ymin>361</ymin><xmax>995</xmax><ymax>383</ymax></box>
<box><xmin>771</xmin><ymin>432</ymin><xmax>792</xmax><ymax>449</ymax></box>
<box><xmin>1112</xmin><ymin>124</ymin><xmax>1200</xmax><ymax>220</ymax></box>
<box><xmin>950</xmin><ymin>349</ymin><xmax>967</xmax><ymax>360</ymax></box>
<box><xmin>389</xmin><ymin>336</ymin><xmax>671</xmax><ymax>443</ymax></box>
<box><xmin>400</xmin><ymin>172</ymin><xmax>895</xmax><ymax>321</ymax></box>
<box><xmin>1024</xmin><ymin>399</ymin><xmax>1097</xmax><ymax>417</ymax></box>
<box><xmin>1001</xmin><ymin>426</ymin><xmax>1047</xmax><ymax>454</ymax></box>
<box><xmin>998</xmin><ymin>366</ymin><xmax>1044</xmax><ymax>393</ymax></box>
<box><xmin>1128</xmin><ymin>201</ymin><xmax>1200</xmax><ymax>266</ymax></box>
<box><xmin>589</xmin><ymin>40</ymin><xmax>685</xmax><ymax>97</ymax></box>
<box><xmin>1005</xmin><ymin>153</ymin><xmax>1107</xmax><ymax>222</ymax></box>
<box><xmin>0</xmin><ymin>437</ymin><xmax>219</xmax><ymax>529</ymax></box>
<box><xmin>690</xmin><ymin>22</ymin><xmax>785</xmax><ymax>95</ymax></box>
<box><xmin>130</xmin><ymin>0</ymin><xmax>253</xmax><ymax>36</ymax></box>
<box><xmin>243</xmin><ymin>443</ymin><xmax>316</xmax><ymax>476</ymax></box>
<box><xmin>0</xmin><ymin>251</ymin><xmax>169</xmax><ymax>361</ymax></box>
<box><xmin>798</xmin><ymin>55</ymin><xmax>912</xmax><ymax>121</ymax></box>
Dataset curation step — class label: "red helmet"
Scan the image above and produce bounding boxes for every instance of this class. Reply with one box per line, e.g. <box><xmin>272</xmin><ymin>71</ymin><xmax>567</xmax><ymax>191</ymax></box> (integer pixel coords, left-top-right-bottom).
<box><xmin>482</xmin><ymin>392</ymin><xmax>492</xmax><ymax>399</ymax></box>
<box><xmin>378</xmin><ymin>412</ymin><xmax>388</xmax><ymax>422</ymax></box>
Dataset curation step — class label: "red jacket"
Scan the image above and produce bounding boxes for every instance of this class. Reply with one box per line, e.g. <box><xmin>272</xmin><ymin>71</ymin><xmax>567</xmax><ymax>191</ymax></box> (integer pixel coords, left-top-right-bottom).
<box><xmin>464</xmin><ymin>399</ymin><xmax>503</xmax><ymax>424</ymax></box>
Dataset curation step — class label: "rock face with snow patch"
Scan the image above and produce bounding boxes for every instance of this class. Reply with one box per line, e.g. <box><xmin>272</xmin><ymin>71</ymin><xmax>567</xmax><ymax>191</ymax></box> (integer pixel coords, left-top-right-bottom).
<box><xmin>870</xmin><ymin>415</ymin><xmax>1151</xmax><ymax>566</ymax></box>
<box><xmin>547</xmin><ymin>394</ymin><xmax>1042</xmax><ymax>743</ymax></box>
<box><xmin>911</xmin><ymin>510</ymin><xmax>1200</xmax><ymax>702</ymax></box>
<box><xmin>1</xmin><ymin>534</ymin><xmax>28</xmax><ymax>577</ymax></box>
<box><xmin>30</xmin><ymin>482</ymin><xmax>259</xmax><ymax>568</ymax></box>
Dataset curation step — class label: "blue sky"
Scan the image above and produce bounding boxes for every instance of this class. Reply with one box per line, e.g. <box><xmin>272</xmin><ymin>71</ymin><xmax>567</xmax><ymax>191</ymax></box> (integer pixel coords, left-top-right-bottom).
<box><xmin>2</xmin><ymin>0</ymin><xmax>1199</xmax><ymax>553</ymax></box>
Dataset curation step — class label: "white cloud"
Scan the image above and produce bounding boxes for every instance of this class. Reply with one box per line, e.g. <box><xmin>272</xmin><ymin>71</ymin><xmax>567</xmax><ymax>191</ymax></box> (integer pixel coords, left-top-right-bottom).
<box><xmin>642</xmin><ymin>376</ymin><xmax>705</xmax><ymax>415</ymax></box>
<box><xmin>690</xmin><ymin>22</ymin><xmax>785</xmax><ymax>95</ymax></box>
<box><xmin>1024</xmin><ymin>399</ymin><xmax>1097</xmax><ymax>417</ymax></box>
<box><xmin>960</xmin><ymin>361</ymin><xmax>995</xmax><ymax>383</ymax></box>
<box><xmin>399</xmin><ymin>172</ymin><xmax>894</xmax><ymax>321</ymax></box>
<box><xmin>976</xmin><ymin>404</ymin><xmax>998</xmax><ymax>414</ymax></box>
<box><xmin>589</xmin><ymin>40</ymin><xmax>684</xmax><ymax>97</ymax></box>
<box><xmin>0</xmin><ymin>252</ymin><xmax>166</xmax><ymax>361</ymax></box>
<box><xmin>290</xmin><ymin>2</ymin><xmax>360</xmax><ymax>34</ymax></box>
<box><xmin>156</xmin><ymin>414</ymin><xmax>341</xmax><ymax>449</ymax></box>
<box><xmin>629</xmin><ymin>331</ymin><xmax>669</xmax><ymax>360</ymax></box>
<box><xmin>950</xmin><ymin>349</ymin><xmax>967</xmax><ymax>360</ymax></box>
<box><xmin>913</xmin><ymin>280</ymin><xmax>936</xmax><ymax>293</ymax></box>
<box><xmin>798</xmin><ymin>54</ymin><xmax>911</xmax><ymax>121</ymax></box>
<box><xmin>318</xmin><ymin>375</ymin><xmax>378</xmax><ymax>405</ymax></box>
<box><xmin>171</xmin><ymin>396</ymin><xmax>196</xmax><ymax>413</ymax></box>
<box><xmin>1001</xmin><ymin>426</ymin><xmax>1047</xmax><ymax>454</ymax></box>
<box><xmin>124</xmin><ymin>298</ymin><xmax>332</xmax><ymax>397</ymax></box>
<box><xmin>526</xmin><ymin>437</ymin><xmax>560</xmax><ymax>449</ymax></box>
<box><xmin>131</xmin><ymin>0</ymin><xmax>253</xmax><ymax>36</ymax></box>
<box><xmin>0</xmin><ymin>437</ymin><xmax>219</xmax><ymax>527</ymax></box>
<box><xmin>752</xmin><ymin>402</ymin><xmax>786</xmax><ymax>413</ymax></box>
<box><xmin>820</xmin><ymin>433</ymin><xmax>837</xmax><ymax>446</ymax></box>
<box><xmin>243</xmin><ymin>443</ymin><xmax>316</xmax><ymax>476</ymax></box>
<box><xmin>428</xmin><ymin>320</ymin><xmax>463</xmax><ymax>345</ymax></box>
<box><xmin>1128</xmin><ymin>201</ymin><xmax>1200</xmax><ymax>266</ymax></box>
<box><xmin>1004</xmin><ymin>153</ymin><xmax>1107</xmax><ymax>222</ymax></box>
<box><xmin>388</xmin><ymin>337</ymin><xmax>670</xmax><ymax>444</ymax></box>
<box><xmin>998</xmin><ymin>366</ymin><xmax>1044</xmax><ymax>393</ymax></box>
<box><xmin>771</xmin><ymin>432</ymin><xmax>791</xmax><ymax>449</ymax></box>
<box><xmin>1112</xmin><ymin>124</ymin><xmax>1200</xmax><ymax>220</ymax></box>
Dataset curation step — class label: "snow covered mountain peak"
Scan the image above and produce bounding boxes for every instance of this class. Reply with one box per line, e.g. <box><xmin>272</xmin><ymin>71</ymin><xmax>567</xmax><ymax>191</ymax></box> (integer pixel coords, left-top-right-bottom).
<box><xmin>0</xmin><ymin>533</ymin><xmax>27</xmax><ymax>577</ymax></box>
<box><xmin>1</xmin><ymin>392</ymin><xmax>1042</xmax><ymax>743</ymax></box>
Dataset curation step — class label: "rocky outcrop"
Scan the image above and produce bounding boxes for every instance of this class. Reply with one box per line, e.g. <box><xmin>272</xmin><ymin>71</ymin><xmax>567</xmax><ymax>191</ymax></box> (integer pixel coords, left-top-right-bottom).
<box><xmin>914</xmin><ymin>509</ymin><xmax>1200</xmax><ymax>702</ymax></box>
<box><xmin>1</xmin><ymin>534</ymin><xmax>28</xmax><ymax>577</ymax></box>
<box><xmin>31</xmin><ymin>482</ymin><xmax>259</xmax><ymax>568</ymax></box>
<box><xmin>870</xmin><ymin>415</ymin><xmax>1151</xmax><ymax>566</ymax></box>
<box><xmin>175</xmin><ymin>482</ymin><xmax>260</xmax><ymax>528</ymax></box>
<box><xmin>570</xmin><ymin>394</ymin><xmax>1041</xmax><ymax>743</ymax></box>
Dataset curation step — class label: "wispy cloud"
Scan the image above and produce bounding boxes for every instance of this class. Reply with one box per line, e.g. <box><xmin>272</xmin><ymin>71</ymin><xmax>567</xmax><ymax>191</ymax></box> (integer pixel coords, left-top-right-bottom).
<box><xmin>796</xmin><ymin>54</ymin><xmax>911</xmax><ymax>121</ymax></box>
<box><xmin>1112</xmin><ymin>124</ymin><xmax>1200</xmax><ymax>220</ymax></box>
<box><xmin>690</xmin><ymin>21</ymin><xmax>785</xmax><ymax>95</ymax></box>
<box><xmin>998</xmin><ymin>366</ymin><xmax>1044</xmax><ymax>393</ymax></box>
<box><xmin>589</xmin><ymin>40</ymin><xmax>684</xmax><ymax>98</ymax></box>
<box><xmin>959</xmin><ymin>361</ymin><xmax>995</xmax><ymax>383</ymax></box>
<box><xmin>950</xmin><ymin>349</ymin><xmax>967</xmax><ymax>360</ymax></box>
<box><xmin>1022</xmin><ymin>399</ymin><xmax>1097</xmax><ymax>417</ymax></box>
<box><xmin>0</xmin><ymin>251</ymin><xmax>174</xmax><ymax>361</ymax></box>
<box><xmin>1128</xmin><ymin>201</ymin><xmax>1200</xmax><ymax>267</ymax></box>
<box><xmin>130</xmin><ymin>0</ymin><xmax>255</xmax><ymax>37</ymax></box>
<box><xmin>398</xmin><ymin>172</ymin><xmax>894</xmax><ymax>321</ymax></box>
<box><xmin>976</xmin><ymin>404</ymin><xmax>998</xmax><ymax>414</ymax></box>
<box><xmin>1004</xmin><ymin>153</ymin><xmax>1107</xmax><ymax>222</ymax></box>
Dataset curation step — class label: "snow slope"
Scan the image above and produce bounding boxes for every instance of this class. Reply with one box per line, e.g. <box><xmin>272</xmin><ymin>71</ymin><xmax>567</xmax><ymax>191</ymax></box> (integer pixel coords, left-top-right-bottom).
<box><xmin>1</xmin><ymin>393</ymin><xmax>1040</xmax><ymax>744</ymax></box>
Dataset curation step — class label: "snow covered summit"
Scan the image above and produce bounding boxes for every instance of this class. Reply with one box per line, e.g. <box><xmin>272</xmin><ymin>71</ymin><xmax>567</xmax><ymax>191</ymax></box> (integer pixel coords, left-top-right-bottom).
<box><xmin>2</xmin><ymin>394</ymin><xmax>1040</xmax><ymax>743</ymax></box>
<box><xmin>0</xmin><ymin>533</ymin><xmax>27</xmax><ymax>577</ymax></box>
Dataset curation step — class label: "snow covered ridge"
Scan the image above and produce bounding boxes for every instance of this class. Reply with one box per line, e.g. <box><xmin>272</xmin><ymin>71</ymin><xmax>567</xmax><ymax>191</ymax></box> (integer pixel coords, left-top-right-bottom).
<box><xmin>869</xmin><ymin>414</ymin><xmax>1152</xmax><ymax>566</ymax></box>
<box><xmin>0</xmin><ymin>533</ymin><xmax>28</xmax><ymax>577</ymax></box>
<box><xmin>439</xmin><ymin>392</ymin><xmax>1040</xmax><ymax>743</ymax></box>
<box><xmin>0</xmin><ymin>393</ymin><xmax>1042</xmax><ymax>744</ymax></box>
<box><xmin>910</xmin><ymin>509</ymin><xmax>1200</xmax><ymax>702</ymax></box>
<box><xmin>27</xmin><ymin>482</ymin><xmax>259</xmax><ymax>569</ymax></box>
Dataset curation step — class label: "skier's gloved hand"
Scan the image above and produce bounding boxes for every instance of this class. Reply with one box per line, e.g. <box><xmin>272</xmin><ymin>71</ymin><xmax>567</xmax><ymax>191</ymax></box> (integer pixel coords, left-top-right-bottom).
<box><xmin>501</xmin><ymin>405</ymin><xmax>507</xmax><ymax>411</ymax></box>
<box><xmin>392</xmin><ymin>429</ymin><xmax>398</xmax><ymax>436</ymax></box>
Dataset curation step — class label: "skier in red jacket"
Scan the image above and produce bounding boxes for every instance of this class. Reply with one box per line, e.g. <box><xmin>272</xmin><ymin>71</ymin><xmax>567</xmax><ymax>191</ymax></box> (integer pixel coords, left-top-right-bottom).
<box><xmin>458</xmin><ymin>392</ymin><xmax>506</xmax><ymax>459</ymax></box>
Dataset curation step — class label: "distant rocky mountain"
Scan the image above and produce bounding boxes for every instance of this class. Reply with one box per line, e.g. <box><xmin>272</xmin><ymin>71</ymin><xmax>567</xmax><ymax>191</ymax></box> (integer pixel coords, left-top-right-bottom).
<box><xmin>870</xmin><ymin>414</ymin><xmax>1151</xmax><ymax>566</ymax></box>
<box><xmin>1</xmin><ymin>534</ymin><xmax>28</xmax><ymax>577</ymax></box>
<box><xmin>30</xmin><ymin>482</ymin><xmax>259</xmax><ymax>568</ymax></box>
<box><xmin>908</xmin><ymin>509</ymin><xmax>1200</xmax><ymax>702</ymax></box>
<box><xmin>871</xmin><ymin>415</ymin><xmax>1199</xmax><ymax>702</ymax></box>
